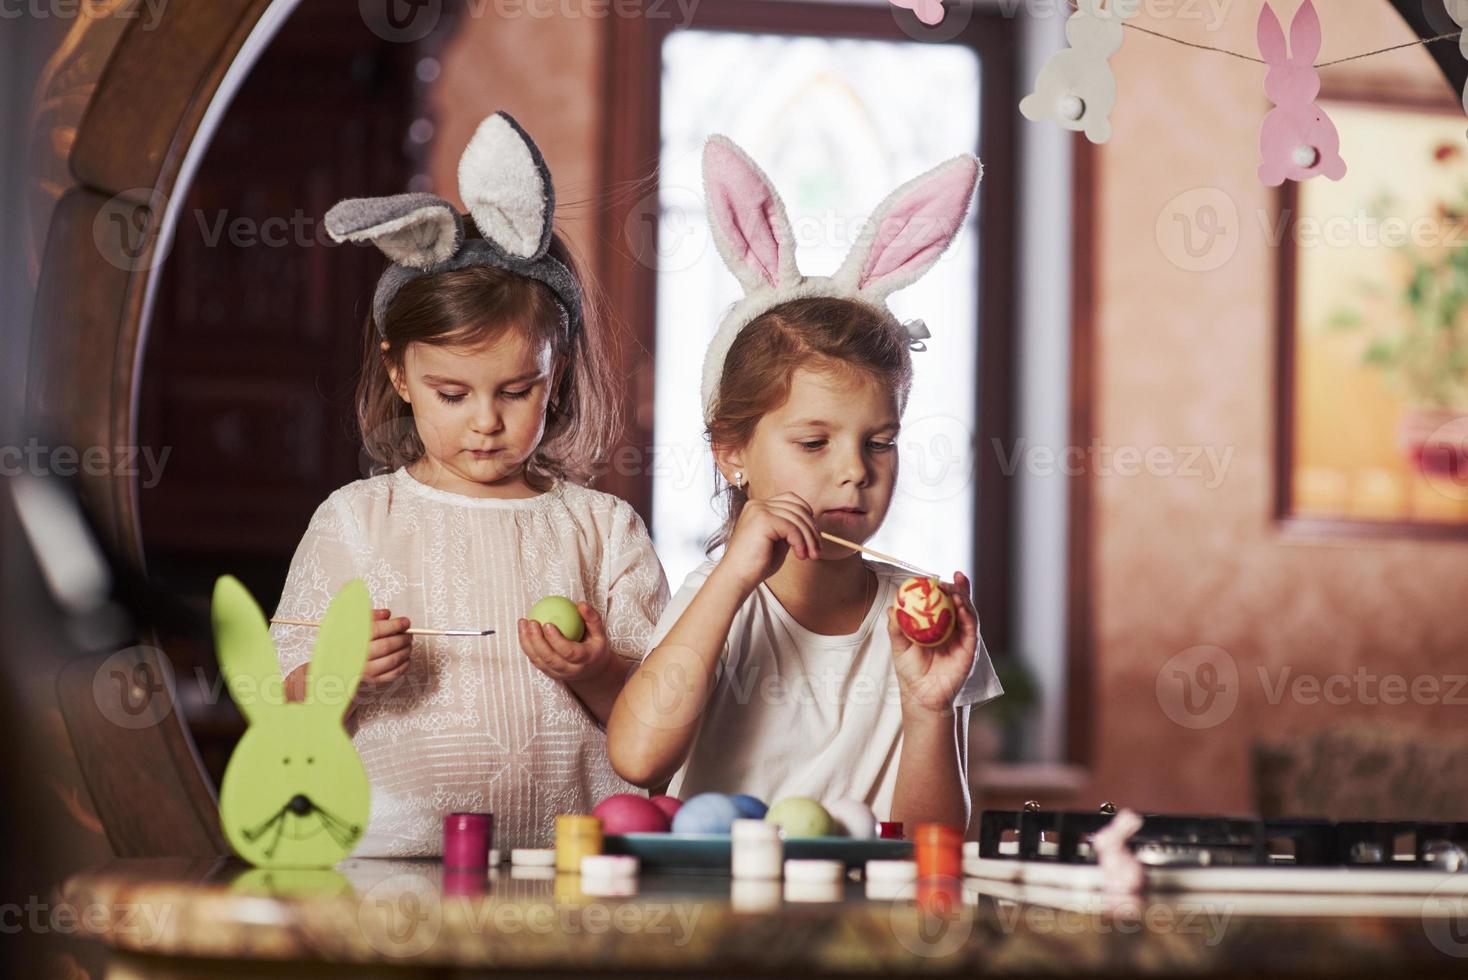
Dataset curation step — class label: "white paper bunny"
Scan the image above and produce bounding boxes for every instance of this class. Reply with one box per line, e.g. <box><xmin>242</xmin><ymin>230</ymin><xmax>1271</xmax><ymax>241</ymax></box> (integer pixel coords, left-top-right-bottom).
<box><xmin>1445</xmin><ymin>0</ymin><xmax>1468</xmax><ymax>122</ymax></box>
<box><xmin>1019</xmin><ymin>0</ymin><xmax>1135</xmax><ymax>144</ymax></box>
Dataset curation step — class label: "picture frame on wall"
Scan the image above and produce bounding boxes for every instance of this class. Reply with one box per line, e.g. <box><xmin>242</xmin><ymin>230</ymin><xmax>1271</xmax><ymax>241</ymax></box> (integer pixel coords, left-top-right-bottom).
<box><xmin>1276</xmin><ymin>87</ymin><xmax>1468</xmax><ymax>537</ymax></box>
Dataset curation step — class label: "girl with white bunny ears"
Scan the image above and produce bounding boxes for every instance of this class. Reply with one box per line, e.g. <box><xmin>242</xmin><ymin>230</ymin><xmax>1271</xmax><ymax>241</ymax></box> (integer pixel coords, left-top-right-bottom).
<box><xmin>270</xmin><ymin>111</ymin><xmax>670</xmax><ymax>857</ymax></box>
<box><xmin>608</xmin><ymin>136</ymin><xmax>1002</xmax><ymax>831</ymax></box>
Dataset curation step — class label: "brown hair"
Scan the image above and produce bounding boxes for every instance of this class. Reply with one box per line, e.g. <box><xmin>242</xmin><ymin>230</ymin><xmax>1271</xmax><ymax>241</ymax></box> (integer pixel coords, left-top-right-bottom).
<box><xmin>705</xmin><ymin>296</ymin><xmax>914</xmax><ymax>554</ymax></box>
<box><xmin>356</xmin><ymin>229</ymin><xmax>620</xmax><ymax>489</ymax></box>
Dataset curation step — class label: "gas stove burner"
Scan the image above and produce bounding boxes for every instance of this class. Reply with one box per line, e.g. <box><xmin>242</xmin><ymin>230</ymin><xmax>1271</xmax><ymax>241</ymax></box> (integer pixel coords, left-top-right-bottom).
<box><xmin>1135</xmin><ymin>842</ymin><xmax>1208</xmax><ymax>868</ymax></box>
<box><xmin>1421</xmin><ymin>840</ymin><xmax>1466</xmax><ymax>872</ymax></box>
<box><xmin>978</xmin><ymin>809</ymin><xmax>1468</xmax><ymax>870</ymax></box>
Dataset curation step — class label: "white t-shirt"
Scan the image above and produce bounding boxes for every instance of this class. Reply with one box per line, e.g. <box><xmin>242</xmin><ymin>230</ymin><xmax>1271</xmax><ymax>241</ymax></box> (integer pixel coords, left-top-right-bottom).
<box><xmin>270</xmin><ymin>467</ymin><xmax>670</xmax><ymax>856</ymax></box>
<box><xmin>651</xmin><ymin>559</ymin><xmax>1003</xmax><ymax>819</ymax></box>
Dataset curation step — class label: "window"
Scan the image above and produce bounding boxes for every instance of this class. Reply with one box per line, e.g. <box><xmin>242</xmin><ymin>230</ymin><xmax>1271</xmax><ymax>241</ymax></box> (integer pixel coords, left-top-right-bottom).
<box><xmin>653</xmin><ymin>28</ymin><xmax>985</xmax><ymax>589</ymax></box>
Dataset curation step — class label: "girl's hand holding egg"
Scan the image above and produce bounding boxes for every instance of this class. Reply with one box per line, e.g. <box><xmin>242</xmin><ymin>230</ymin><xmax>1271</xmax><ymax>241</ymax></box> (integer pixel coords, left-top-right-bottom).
<box><xmin>886</xmin><ymin>572</ymin><xmax>979</xmax><ymax>715</ymax></box>
<box><xmin>520</xmin><ymin>597</ymin><xmax>609</xmax><ymax>682</ymax></box>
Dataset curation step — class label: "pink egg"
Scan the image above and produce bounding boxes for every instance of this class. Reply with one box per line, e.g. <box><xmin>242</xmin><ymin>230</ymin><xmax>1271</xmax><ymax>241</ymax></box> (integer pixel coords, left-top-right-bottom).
<box><xmin>593</xmin><ymin>793</ymin><xmax>672</xmax><ymax>834</ymax></box>
<box><xmin>649</xmin><ymin>795</ymin><xmax>682</xmax><ymax>823</ymax></box>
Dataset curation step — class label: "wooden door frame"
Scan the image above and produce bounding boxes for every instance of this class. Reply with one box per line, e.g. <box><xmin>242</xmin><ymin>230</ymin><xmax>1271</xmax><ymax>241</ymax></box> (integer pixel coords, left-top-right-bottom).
<box><xmin>597</xmin><ymin>0</ymin><xmax>1022</xmax><ymax>651</ymax></box>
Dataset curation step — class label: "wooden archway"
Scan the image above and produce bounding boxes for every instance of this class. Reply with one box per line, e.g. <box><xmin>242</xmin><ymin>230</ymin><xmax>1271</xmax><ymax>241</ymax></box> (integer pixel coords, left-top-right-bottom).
<box><xmin>24</xmin><ymin>0</ymin><xmax>303</xmax><ymax>858</ymax></box>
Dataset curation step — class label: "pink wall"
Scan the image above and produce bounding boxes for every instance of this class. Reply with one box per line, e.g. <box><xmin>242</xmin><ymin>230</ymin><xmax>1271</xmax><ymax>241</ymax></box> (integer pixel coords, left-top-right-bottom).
<box><xmin>425</xmin><ymin>9</ymin><xmax>605</xmax><ymax>269</ymax></box>
<box><xmin>1070</xmin><ymin>0</ymin><xmax>1468</xmax><ymax>814</ymax></box>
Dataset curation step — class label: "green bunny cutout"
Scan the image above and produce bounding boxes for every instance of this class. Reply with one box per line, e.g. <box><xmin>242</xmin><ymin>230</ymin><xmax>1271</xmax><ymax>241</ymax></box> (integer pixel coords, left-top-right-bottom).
<box><xmin>214</xmin><ymin>575</ymin><xmax>373</xmax><ymax>868</ymax></box>
<box><xmin>229</xmin><ymin>867</ymin><xmax>356</xmax><ymax>899</ymax></box>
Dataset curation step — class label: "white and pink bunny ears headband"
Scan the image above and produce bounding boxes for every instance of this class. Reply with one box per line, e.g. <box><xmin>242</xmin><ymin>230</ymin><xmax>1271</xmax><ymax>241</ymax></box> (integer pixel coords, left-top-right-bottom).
<box><xmin>700</xmin><ymin>136</ymin><xmax>981</xmax><ymax>424</ymax></box>
<box><xmin>324</xmin><ymin>111</ymin><xmax>582</xmax><ymax>340</ymax></box>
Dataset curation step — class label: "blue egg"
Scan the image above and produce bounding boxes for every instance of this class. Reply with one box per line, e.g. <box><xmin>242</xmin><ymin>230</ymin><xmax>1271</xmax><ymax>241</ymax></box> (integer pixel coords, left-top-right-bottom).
<box><xmin>670</xmin><ymin>793</ymin><xmax>740</xmax><ymax>835</ymax></box>
<box><xmin>728</xmin><ymin>794</ymin><xmax>768</xmax><ymax>819</ymax></box>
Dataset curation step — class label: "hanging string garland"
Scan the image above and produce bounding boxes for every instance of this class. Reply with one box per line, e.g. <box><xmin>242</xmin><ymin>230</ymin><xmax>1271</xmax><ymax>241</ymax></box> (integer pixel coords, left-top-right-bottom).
<box><xmin>891</xmin><ymin>0</ymin><xmax>1468</xmax><ymax>184</ymax></box>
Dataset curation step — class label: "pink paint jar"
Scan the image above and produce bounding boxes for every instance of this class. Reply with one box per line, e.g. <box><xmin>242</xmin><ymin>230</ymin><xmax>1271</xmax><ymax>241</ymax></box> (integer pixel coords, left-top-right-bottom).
<box><xmin>443</xmin><ymin>812</ymin><xmax>494</xmax><ymax>871</ymax></box>
<box><xmin>442</xmin><ymin>869</ymin><xmax>488</xmax><ymax>896</ymax></box>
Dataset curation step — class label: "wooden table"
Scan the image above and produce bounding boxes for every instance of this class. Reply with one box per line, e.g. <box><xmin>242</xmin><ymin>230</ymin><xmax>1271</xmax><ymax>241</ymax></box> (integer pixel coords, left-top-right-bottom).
<box><xmin>59</xmin><ymin>857</ymin><xmax>1468</xmax><ymax>978</ymax></box>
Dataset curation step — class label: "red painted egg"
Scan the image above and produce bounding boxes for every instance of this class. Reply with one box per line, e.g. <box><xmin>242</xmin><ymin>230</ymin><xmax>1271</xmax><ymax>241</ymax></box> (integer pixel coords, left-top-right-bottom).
<box><xmin>894</xmin><ymin>576</ymin><xmax>957</xmax><ymax>647</ymax></box>
<box><xmin>593</xmin><ymin>793</ymin><xmax>672</xmax><ymax>834</ymax></box>
<box><xmin>648</xmin><ymin>795</ymin><xmax>682</xmax><ymax>823</ymax></box>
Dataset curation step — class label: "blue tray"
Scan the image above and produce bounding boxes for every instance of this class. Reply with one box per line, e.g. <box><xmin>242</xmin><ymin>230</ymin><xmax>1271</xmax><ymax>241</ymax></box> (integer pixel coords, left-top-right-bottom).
<box><xmin>603</xmin><ymin>833</ymin><xmax>912</xmax><ymax>874</ymax></box>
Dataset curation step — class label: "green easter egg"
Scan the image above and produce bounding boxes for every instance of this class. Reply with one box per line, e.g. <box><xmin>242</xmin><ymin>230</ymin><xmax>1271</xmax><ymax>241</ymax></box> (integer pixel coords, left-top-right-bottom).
<box><xmin>528</xmin><ymin>595</ymin><xmax>585</xmax><ymax>642</ymax></box>
<box><xmin>765</xmin><ymin>797</ymin><xmax>834</xmax><ymax>837</ymax></box>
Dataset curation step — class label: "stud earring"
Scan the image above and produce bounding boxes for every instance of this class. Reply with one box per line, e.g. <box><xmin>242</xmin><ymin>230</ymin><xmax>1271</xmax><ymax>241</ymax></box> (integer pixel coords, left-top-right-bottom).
<box><xmin>733</xmin><ymin>471</ymin><xmax>745</xmax><ymax>490</ymax></box>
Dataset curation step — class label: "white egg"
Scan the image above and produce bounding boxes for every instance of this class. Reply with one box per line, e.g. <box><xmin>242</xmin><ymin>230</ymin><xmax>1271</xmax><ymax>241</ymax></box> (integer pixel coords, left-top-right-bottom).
<box><xmin>827</xmin><ymin>798</ymin><xmax>878</xmax><ymax>839</ymax></box>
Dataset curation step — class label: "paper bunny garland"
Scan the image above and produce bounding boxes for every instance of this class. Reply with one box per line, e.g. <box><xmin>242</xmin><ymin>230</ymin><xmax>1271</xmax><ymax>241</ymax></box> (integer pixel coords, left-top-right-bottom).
<box><xmin>214</xmin><ymin>575</ymin><xmax>372</xmax><ymax>868</ymax></box>
<box><xmin>699</xmin><ymin>135</ymin><xmax>981</xmax><ymax>424</ymax></box>
<box><xmin>1020</xmin><ymin>0</ymin><xmax>1133</xmax><ymax>145</ymax></box>
<box><xmin>1017</xmin><ymin>0</ymin><xmax>1353</xmax><ymax>185</ymax></box>
<box><xmin>1256</xmin><ymin>0</ymin><xmax>1346</xmax><ymax>186</ymax></box>
<box><xmin>324</xmin><ymin>111</ymin><xmax>583</xmax><ymax>337</ymax></box>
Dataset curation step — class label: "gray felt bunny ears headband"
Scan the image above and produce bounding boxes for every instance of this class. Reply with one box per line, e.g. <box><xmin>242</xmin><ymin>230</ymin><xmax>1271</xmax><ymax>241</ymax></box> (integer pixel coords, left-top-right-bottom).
<box><xmin>700</xmin><ymin>136</ymin><xmax>981</xmax><ymax>425</ymax></box>
<box><xmin>324</xmin><ymin>111</ymin><xmax>582</xmax><ymax>340</ymax></box>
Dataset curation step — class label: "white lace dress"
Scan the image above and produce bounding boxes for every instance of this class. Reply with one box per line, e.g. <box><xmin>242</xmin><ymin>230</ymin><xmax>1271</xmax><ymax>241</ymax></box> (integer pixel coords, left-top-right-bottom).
<box><xmin>269</xmin><ymin>467</ymin><xmax>670</xmax><ymax>856</ymax></box>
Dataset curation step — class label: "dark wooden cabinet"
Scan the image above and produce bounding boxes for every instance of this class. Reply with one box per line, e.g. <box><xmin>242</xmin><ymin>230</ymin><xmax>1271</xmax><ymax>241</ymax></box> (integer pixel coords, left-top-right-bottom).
<box><xmin>136</xmin><ymin>0</ymin><xmax>434</xmax><ymax>783</ymax></box>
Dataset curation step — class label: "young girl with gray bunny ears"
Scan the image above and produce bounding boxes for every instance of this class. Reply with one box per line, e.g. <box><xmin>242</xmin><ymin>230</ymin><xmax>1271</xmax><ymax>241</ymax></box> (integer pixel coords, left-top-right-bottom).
<box><xmin>270</xmin><ymin>111</ymin><xmax>669</xmax><ymax>856</ymax></box>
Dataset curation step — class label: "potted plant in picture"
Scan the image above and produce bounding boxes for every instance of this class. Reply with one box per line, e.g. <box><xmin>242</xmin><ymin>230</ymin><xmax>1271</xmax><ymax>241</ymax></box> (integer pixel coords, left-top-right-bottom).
<box><xmin>973</xmin><ymin>654</ymin><xmax>1039</xmax><ymax>763</ymax></box>
<box><xmin>1330</xmin><ymin>142</ymin><xmax>1468</xmax><ymax>482</ymax></box>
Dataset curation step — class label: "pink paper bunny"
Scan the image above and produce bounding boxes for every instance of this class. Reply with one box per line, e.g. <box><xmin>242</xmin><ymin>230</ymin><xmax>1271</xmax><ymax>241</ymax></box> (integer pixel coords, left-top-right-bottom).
<box><xmin>1257</xmin><ymin>0</ymin><xmax>1346</xmax><ymax>186</ymax></box>
<box><xmin>890</xmin><ymin>0</ymin><xmax>946</xmax><ymax>27</ymax></box>
<box><xmin>1091</xmin><ymin>808</ymin><xmax>1146</xmax><ymax>897</ymax></box>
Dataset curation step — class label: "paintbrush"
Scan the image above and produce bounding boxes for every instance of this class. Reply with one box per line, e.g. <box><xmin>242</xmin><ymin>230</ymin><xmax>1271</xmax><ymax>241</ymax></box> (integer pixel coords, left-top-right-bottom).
<box><xmin>269</xmin><ymin>618</ymin><xmax>494</xmax><ymax>637</ymax></box>
<box><xmin>817</xmin><ymin>531</ymin><xmax>942</xmax><ymax>580</ymax></box>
